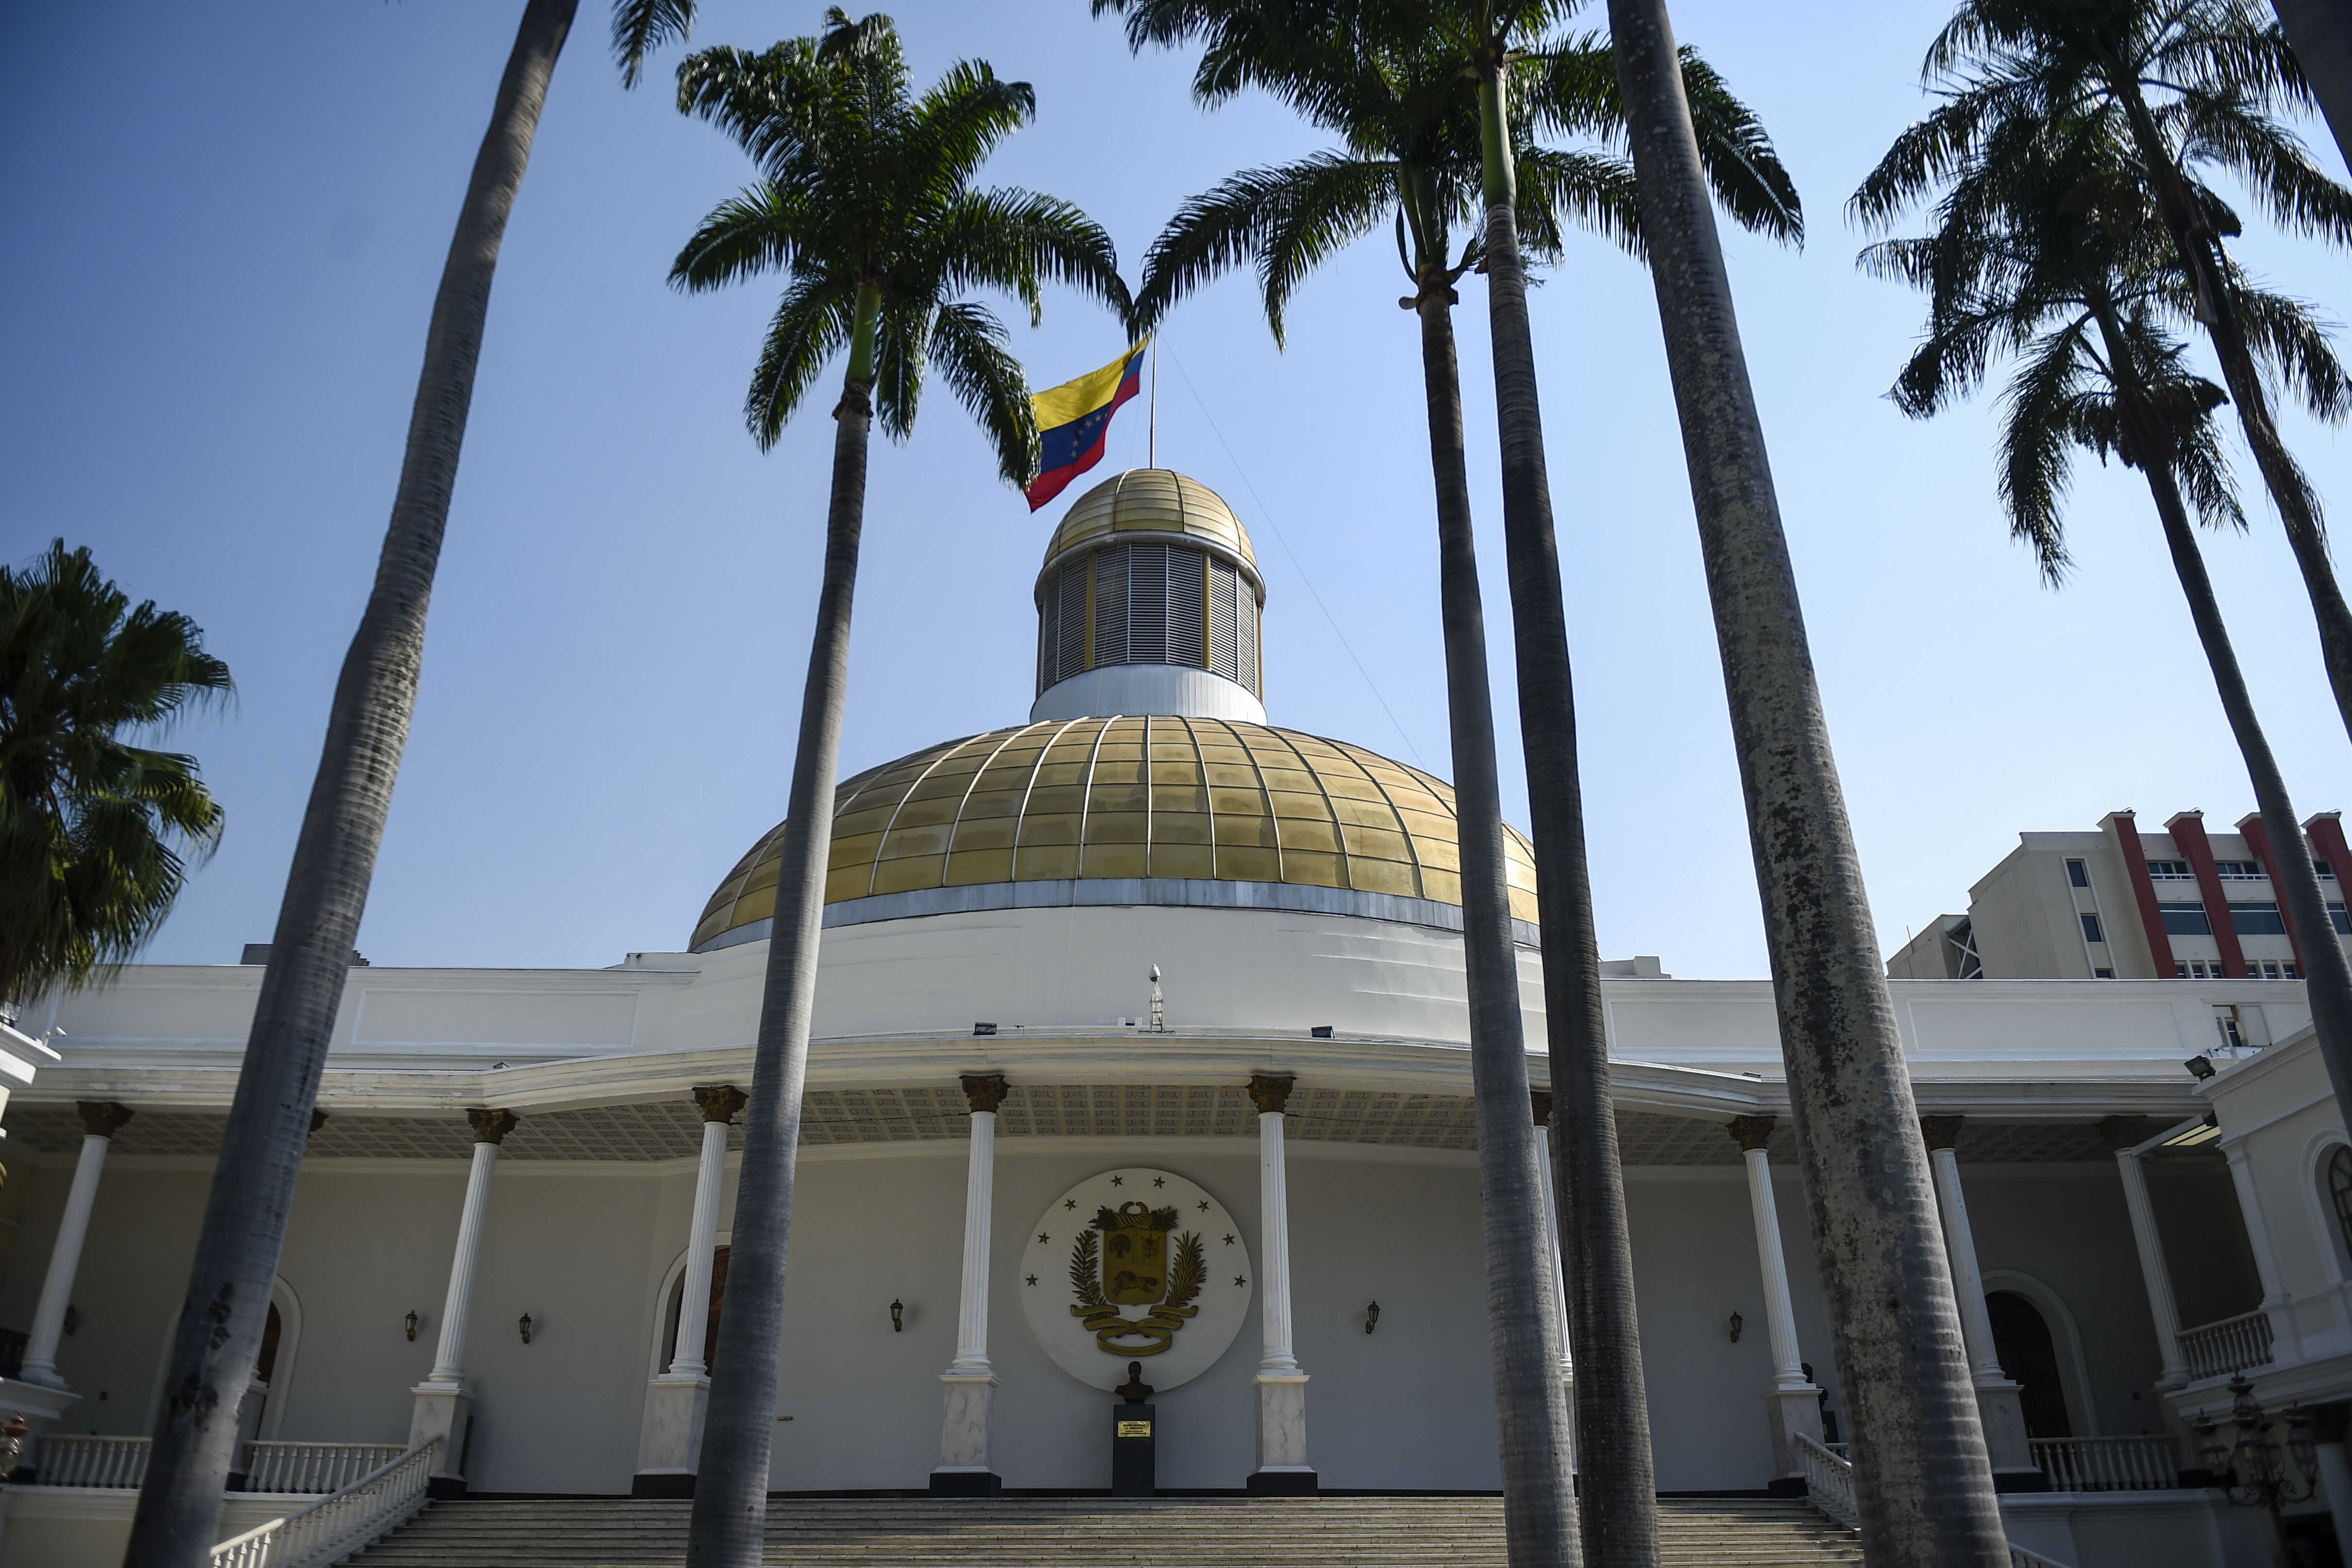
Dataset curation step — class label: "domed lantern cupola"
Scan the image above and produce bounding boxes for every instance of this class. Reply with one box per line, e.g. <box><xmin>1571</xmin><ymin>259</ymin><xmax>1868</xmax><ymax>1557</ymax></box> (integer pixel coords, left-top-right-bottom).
<box><xmin>1032</xmin><ymin>469</ymin><xmax>1266</xmax><ymax>724</ymax></box>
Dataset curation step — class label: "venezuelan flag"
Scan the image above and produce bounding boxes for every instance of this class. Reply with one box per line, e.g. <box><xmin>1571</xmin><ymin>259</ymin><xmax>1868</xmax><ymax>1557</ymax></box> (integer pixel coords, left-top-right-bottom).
<box><xmin>1025</xmin><ymin>341</ymin><xmax>1149</xmax><ymax>511</ymax></box>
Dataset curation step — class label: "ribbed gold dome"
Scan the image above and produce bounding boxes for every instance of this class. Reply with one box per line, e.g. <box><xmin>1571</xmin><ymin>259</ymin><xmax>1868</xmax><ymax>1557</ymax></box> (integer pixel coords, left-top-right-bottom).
<box><xmin>690</xmin><ymin>717</ymin><xmax>1537</xmax><ymax>950</ymax></box>
<box><xmin>1044</xmin><ymin>470</ymin><xmax>1258</xmax><ymax>573</ymax></box>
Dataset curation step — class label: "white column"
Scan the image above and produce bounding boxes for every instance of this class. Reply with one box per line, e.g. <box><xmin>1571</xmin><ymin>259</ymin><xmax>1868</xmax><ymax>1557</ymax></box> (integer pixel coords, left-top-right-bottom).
<box><xmin>20</xmin><ymin>1102</ymin><xmax>133</xmax><ymax>1389</ymax></box>
<box><xmin>638</xmin><ymin>1087</ymin><xmax>742</xmax><ymax>1494</ymax></box>
<box><xmin>1922</xmin><ymin>1115</ymin><xmax>2036</xmax><ymax>1477</ymax></box>
<box><xmin>1726</xmin><ymin>1116</ymin><xmax>1823</xmax><ymax>1482</ymax></box>
<box><xmin>2113</xmin><ymin>1145</ymin><xmax>2190</xmax><ymax>1386</ymax></box>
<box><xmin>2223</xmin><ymin>1138</ymin><xmax>2303</xmax><ymax>1362</ymax></box>
<box><xmin>1248</xmin><ymin>1074</ymin><xmax>1312</xmax><ymax>1492</ymax></box>
<box><xmin>934</xmin><ymin>1075</ymin><xmax>1004</xmax><ymax>1494</ymax></box>
<box><xmin>410</xmin><ymin>1108</ymin><xmax>515</xmax><ymax>1486</ymax></box>
<box><xmin>667</xmin><ymin>1089</ymin><xmax>741</xmax><ymax>1377</ymax></box>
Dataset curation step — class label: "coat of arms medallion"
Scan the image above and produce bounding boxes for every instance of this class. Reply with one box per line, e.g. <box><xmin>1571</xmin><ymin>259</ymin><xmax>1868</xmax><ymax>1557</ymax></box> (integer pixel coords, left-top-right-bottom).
<box><xmin>1019</xmin><ymin>1167</ymin><xmax>1252</xmax><ymax>1392</ymax></box>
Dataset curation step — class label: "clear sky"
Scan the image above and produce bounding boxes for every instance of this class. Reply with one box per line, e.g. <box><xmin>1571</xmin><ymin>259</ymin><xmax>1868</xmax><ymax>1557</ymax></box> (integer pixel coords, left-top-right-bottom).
<box><xmin>5</xmin><ymin>0</ymin><xmax>2347</xmax><ymax>981</ymax></box>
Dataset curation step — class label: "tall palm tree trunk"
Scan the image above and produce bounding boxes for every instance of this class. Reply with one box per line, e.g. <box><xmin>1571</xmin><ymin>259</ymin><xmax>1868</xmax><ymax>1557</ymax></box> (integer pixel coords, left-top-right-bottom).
<box><xmin>687</xmin><ymin>287</ymin><xmax>879</xmax><ymax>1568</ymax></box>
<box><xmin>123</xmin><ymin>4</ymin><xmax>579</xmax><ymax>1561</ymax></box>
<box><xmin>2270</xmin><ymin>0</ymin><xmax>2352</xmax><ymax>176</ymax></box>
<box><xmin>1413</xmin><ymin>263</ymin><xmax>1581</xmax><ymax>1568</ymax></box>
<box><xmin>2110</xmin><ymin>88</ymin><xmax>2352</xmax><ymax>747</ymax></box>
<box><xmin>2102</xmin><ymin>357</ymin><xmax>2352</xmax><ymax>1195</ymax></box>
<box><xmin>1605</xmin><ymin>4</ymin><xmax>2007</xmax><ymax>1565</ymax></box>
<box><xmin>1475</xmin><ymin>67</ymin><xmax>1660</xmax><ymax>1568</ymax></box>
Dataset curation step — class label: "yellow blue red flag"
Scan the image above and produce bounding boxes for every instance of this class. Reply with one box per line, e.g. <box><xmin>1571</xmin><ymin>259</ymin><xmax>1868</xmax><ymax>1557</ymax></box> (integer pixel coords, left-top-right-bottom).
<box><xmin>1025</xmin><ymin>340</ymin><xmax>1149</xmax><ymax>511</ymax></box>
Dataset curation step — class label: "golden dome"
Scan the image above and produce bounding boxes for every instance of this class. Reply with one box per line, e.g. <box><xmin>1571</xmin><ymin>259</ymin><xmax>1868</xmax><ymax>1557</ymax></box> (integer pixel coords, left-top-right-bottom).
<box><xmin>690</xmin><ymin>716</ymin><xmax>1538</xmax><ymax>950</ymax></box>
<box><xmin>1044</xmin><ymin>470</ymin><xmax>1258</xmax><ymax>574</ymax></box>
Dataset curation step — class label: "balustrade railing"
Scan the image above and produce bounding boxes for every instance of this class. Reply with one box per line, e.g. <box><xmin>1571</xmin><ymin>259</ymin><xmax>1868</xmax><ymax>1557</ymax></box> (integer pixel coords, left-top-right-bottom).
<box><xmin>209</xmin><ymin>1437</ymin><xmax>439</xmax><ymax>1568</ymax></box>
<box><xmin>1791</xmin><ymin>1432</ymin><xmax>1858</xmax><ymax>1529</ymax></box>
<box><xmin>2010</xmin><ymin>1547</ymin><xmax>2075</xmax><ymax>1568</ymax></box>
<box><xmin>239</xmin><ymin>1442</ymin><xmax>406</xmax><ymax>1494</ymax></box>
<box><xmin>2031</xmin><ymin>1434</ymin><xmax>2180</xmax><ymax>1492</ymax></box>
<box><xmin>31</xmin><ymin>1433</ymin><xmax>149</xmax><ymax>1487</ymax></box>
<box><xmin>27</xmin><ymin>1435</ymin><xmax>410</xmax><ymax>1495</ymax></box>
<box><xmin>2178</xmin><ymin>1310</ymin><xmax>2274</xmax><ymax>1380</ymax></box>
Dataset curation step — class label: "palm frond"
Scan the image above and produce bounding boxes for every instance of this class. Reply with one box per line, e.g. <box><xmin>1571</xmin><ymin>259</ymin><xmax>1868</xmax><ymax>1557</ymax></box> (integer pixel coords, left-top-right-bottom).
<box><xmin>925</xmin><ymin>302</ymin><xmax>1036</xmax><ymax>488</ymax></box>
<box><xmin>613</xmin><ymin>0</ymin><xmax>694</xmax><ymax>89</ymax></box>
<box><xmin>744</xmin><ymin>277</ymin><xmax>855</xmax><ymax>447</ymax></box>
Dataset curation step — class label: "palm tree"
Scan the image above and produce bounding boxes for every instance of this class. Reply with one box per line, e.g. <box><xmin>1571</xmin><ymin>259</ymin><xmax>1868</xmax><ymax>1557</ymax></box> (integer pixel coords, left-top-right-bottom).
<box><xmin>1853</xmin><ymin>0</ymin><xmax>2352</xmax><ymax>747</ymax></box>
<box><xmin>668</xmin><ymin>17</ymin><xmax>1127</xmax><ymax>1562</ymax></box>
<box><xmin>0</xmin><ymin>540</ymin><xmax>231</xmax><ymax>1011</ymax></box>
<box><xmin>1861</xmin><ymin>133</ymin><xmax>2352</xmax><ymax>1332</ymax></box>
<box><xmin>126</xmin><ymin>6</ymin><xmax>699</xmax><ymax>1560</ymax></box>
<box><xmin>1608</xmin><ymin>0</ymin><xmax>2011</xmax><ymax>1563</ymax></box>
<box><xmin>1100</xmin><ymin>6</ymin><xmax>1795</xmax><ymax>1563</ymax></box>
<box><xmin>2270</xmin><ymin>0</ymin><xmax>2352</xmax><ymax>174</ymax></box>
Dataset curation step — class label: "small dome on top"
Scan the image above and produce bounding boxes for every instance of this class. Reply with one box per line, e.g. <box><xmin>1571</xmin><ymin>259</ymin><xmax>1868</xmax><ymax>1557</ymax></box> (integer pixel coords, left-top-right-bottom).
<box><xmin>1044</xmin><ymin>470</ymin><xmax>1257</xmax><ymax>574</ymax></box>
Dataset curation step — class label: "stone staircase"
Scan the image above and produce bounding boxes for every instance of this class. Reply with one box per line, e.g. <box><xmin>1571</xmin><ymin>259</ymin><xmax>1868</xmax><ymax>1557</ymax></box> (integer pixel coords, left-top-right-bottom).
<box><xmin>351</xmin><ymin>1495</ymin><xmax>1864</xmax><ymax>1567</ymax></box>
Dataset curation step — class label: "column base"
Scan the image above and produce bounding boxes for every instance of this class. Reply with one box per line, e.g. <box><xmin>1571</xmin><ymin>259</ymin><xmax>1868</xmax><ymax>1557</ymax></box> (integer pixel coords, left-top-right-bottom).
<box><xmin>1761</xmin><ymin>1383</ymin><xmax>1825</xmax><ymax>1479</ymax></box>
<box><xmin>631</xmin><ymin>1470</ymin><xmax>696</xmax><ymax>1499</ymax></box>
<box><xmin>1973</xmin><ymin>1378</ymin><xmax>2035</xmax><ymax>1473</ymax></box>
<box><xmin>408</xmin><ymin>1380</ymin><xmax>474</xmax><ymax>1491</ymax></box>
<box><xmin>641</xmin><ymin>1373</ymin><xmax>711</xmax><ymax>1477</ymax></box>
<box><xmin>1246</xmin><ymin>1467</ymin><xmax>1319</xmax><ymax>1496</ymax></box>
<box><xmin>929</xmin><ymin>1467</ymin><xmax>1002</xmax><ymax>1496</ymax></box>
<box><xmin>1252</xmin><ymin>1372</ymin><xmax>1309</xmax><ymax>1477</ymax></box>
<box><xmin>938</xmin><ymin>1372</ymin><xmax>997</xmax><ymax>1476</ymax></box>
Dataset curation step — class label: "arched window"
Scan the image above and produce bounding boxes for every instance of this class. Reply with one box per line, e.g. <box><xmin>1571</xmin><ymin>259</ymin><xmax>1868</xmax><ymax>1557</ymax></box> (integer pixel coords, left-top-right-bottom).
<box><xmin>662</xmin><ymin>1247</ymin><xmax>730</xmax><ymax>1374</ymax></box>
<box><xmin>1986</xmin><ymin>1291</ymin><xmax>2072</xmax><ymax>1440</ymax></box>
<box><xmin>2327</xmin><ymin>1148</ymin><xmax>2352</xmax><ymax>1267</ymax></box>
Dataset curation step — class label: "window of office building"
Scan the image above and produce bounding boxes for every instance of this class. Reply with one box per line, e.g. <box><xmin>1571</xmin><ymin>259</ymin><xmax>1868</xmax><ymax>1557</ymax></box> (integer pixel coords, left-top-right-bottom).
<box><xmin>2147</xmin><ymin>860</ymin><xmax>2196</xmax><ymax>880</ymax></box>
<box><xmin>2231</xmin><ymin>902</ymin><xmax>2288</xmax><ymax>936</ymax></box>
<box><xmin>2159</xmin><ymin>902</ymin><xmax>2212</xmax><ymax>936</ymax></box>
<box><xmin>2080</xmin><ymin>912</ymin><xmax>2105</xmax><ymax>944</ymax></box>
<box><xmin>2066</xmin><ymin>858</ymin><xmax>2090</xmax><ymax>888</ymax></box>
<box><xmin>2216</xmin><ymin>860</ymin><xmax>2265</xmax><ymax>879</ymax></box>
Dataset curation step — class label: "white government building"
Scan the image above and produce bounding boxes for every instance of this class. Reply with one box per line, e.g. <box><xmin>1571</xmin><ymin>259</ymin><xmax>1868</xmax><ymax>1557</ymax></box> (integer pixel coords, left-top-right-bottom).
<box><xmin>0</xmin><ymin>471</ymin><xmax>2343</xmax><ymax>1568</ymax></box>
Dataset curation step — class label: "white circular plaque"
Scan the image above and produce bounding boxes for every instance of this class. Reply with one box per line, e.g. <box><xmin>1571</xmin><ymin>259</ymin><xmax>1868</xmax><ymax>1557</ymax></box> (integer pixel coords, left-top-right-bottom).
<box><xmin>1018</xmin><ymin>1167</ymin><xmax>1254</xmax><ymax>1392</ymax></box>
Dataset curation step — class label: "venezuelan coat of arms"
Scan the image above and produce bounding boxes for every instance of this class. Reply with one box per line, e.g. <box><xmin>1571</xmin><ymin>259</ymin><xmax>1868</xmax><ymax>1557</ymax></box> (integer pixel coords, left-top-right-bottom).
<box><xmin>1018</xmin><ymin>1168</ymin><xmax>1252</xmax><ymax>1392</ymax></box>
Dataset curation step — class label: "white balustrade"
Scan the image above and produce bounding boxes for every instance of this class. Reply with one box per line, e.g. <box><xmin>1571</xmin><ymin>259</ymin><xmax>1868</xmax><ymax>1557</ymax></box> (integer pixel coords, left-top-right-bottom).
<box><xmin>2030</xmin><ymin>1434</ymin><xmax>2180</xmax><ymax>1493</ymax></box>
<box><xmin>2178</xmin><ymin>1309</ymin><xmax>2276</xmax><ymax>1380</ymax></box>
<box><xmin>240</xmin><ymin>1441</ymin><xmax>407</xmax><ymax>1494</ymax></box>
<box><xmin>2010</xmin><ymin>1546</ymin><xmax>2077</xmax><ymax>1568</ymax></box>
<box><xmin>31</xmin><ymin>1433</ymin><xmax>150</xmax><ymax>1487</ymax></box>
<box><xmin>208</xmin><ymin>1437</ymin><xmax>439</xmax><ymax>1568</ymax></box>
<box><xmin>1791</xmin><ymin>1432</ymin><xmax>1858</xmax><ymax>1529</ymax></box>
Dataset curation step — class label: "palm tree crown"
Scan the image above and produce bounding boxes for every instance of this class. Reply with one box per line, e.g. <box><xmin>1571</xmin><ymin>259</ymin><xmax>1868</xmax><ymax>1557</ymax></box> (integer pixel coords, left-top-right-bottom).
<box><xmin>672</xmin><ymin>12</ymin><xmax>1131</xmax><ymax>480</ymax></box>
<box><xmin>0</xmin><ymin>540</ymin><xmax>230</xmax><ymax>1009</ymax></box>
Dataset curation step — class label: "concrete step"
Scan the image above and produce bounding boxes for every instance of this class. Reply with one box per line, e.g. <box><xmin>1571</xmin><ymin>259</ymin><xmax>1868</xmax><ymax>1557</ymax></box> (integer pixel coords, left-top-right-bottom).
<box><xmin>349</xmin><ymin>1497</ymin><xmax>1861</xmax><ymax>1568</ymax></box>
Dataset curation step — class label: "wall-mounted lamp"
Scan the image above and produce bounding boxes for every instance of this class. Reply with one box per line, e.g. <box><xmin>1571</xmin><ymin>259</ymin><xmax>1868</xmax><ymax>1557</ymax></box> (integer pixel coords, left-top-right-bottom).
<box><xmin>890</xmin><ymin>1299</ymin><xmax>905</xmax><ymax>1333</ymax></box>
<box><xmin>2185</xmin><ymin>1055</ymin><xmax>2217</xmax><ymax>1081</ymax></box>
<box><xmin>518</xmin><ymin>1313</ymin><xmax>534</xmax><ymax>1345</ymax></box>
<box><xmin>404</xmin><ymin>1311</ymin><xmax>418</xmax><ymax>1342</ymax></box>
<box><xmin>62</xmin><ymin>1306</ymin><xmax>78</xmax><ymax>1338</ymax></box>
<box><xmin>1728</xmin><ymin>1312</ymin><xmax>1743</xmax><ymax>1344</ymax></box>
<box><xmin>1364</xmin><ymin>1301</ymin><xmax>1380</xmax><ymax>1334</ymax></box>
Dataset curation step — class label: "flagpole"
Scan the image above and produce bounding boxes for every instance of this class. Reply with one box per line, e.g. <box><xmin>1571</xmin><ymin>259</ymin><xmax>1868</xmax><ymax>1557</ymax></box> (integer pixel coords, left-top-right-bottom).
<box><xmin>1148</xmin><ymin>340</ymin><xmax>1158</xmax><ymax>470</ymax></box>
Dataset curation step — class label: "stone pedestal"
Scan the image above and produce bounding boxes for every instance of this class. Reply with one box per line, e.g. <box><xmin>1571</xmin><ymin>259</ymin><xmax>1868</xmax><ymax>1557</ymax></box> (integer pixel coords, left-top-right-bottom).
<box><xmin>1762</xmin><ymin>1384</ymin><xmax>1827</xmax><ymax>1492</ymax></box>
<box><xmin>633</xmin><ymin>1373</ymin><xmax>710</xmax><ymax>1498</ymax></box>
<box><xmin>1976</xmin><ymin>1379</ymin><xmax>2048</xmax><ymax>1491</ymax></box>
<box><xmin>1248</xmin><ymin>1373</ymin><xmax>1316</xmax><ymax>1495</ymax></box>
<box><xmin>1113</xmin><ymin>1402</ymin><xmax>1156</xmax><ymax>1498</ymax></box>
<box><xmin>930</xmin><ymin>1374</ymin><xmax>1000</xmax><ymax>1496</ymax></box>
<box><xmin>408</xmin><ymin>1382</ymin><xmax>474</xmax><ymax>1499</ymax></box>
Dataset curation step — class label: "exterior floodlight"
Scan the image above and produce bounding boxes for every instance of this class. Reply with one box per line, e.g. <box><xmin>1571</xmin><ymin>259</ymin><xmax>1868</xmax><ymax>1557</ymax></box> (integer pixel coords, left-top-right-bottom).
<box><xmin>2185</xmin><ymin>1055</ymin><xmax>2217</xmax><ymax>1081</ymax></box>
<box><xmin>1310</xmin><ymin>1026</ymin><xmax>1334</xmax><ymax>1039</ymax></box>
<box><xmin>973</xmin><ymin>1022</ymin><xmax>998</xmax><ymax>1036</ymax></box>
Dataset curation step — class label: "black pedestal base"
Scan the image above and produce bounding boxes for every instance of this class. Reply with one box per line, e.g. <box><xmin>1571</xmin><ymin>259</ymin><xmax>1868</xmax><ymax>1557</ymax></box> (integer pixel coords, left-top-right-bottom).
<box><xmin>1246</xmin><ymin>1468</ymin><xmax>1320</xmax><ymax>1496</ymax></box>
<box><xmin>1992</xmin><ymin>1469</ymin><xmax>2051</xmax><ymax>1494</ymax></box>
<box><xmin>631</xmin><ymin>1472</ymin><xmax>696</xmax><ymax>1499</ymax></box>
<box><xmin>1112</xmin><ymin>1401</ymin><xmax>1156</xmax><ymax>1498</ymax></box>
<box><xmin>425</xmin><ymin>1476</ymin><xmax>469</xmax><ymax>1500</ymax></box>
<box><xmin>1766</xmin><ymin>1476</ymin><xmax>1808</xmax><ymax>1498</ymax></box>
<box><xmin>929</xmin><ymin>1470</ymin><xmax>1002</xmax><ymax>1497</ymax></box>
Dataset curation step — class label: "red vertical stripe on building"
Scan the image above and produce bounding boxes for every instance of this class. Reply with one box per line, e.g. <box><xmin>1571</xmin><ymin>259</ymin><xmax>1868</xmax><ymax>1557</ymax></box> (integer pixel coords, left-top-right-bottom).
<box><xmin>2308</xmin><ymin>813</ymin><xmax>2352</xmax><ymax>888</ymax></box>
<box><xmin>2236</xmin><ymin>814</ymin><xmax>2308</xmax><ymax>975</ymax></box>
<box><xmin>2102</xmin><ymin>810</ymin><xmax>2177</xmax><ymax>978</ymax></box>
<box><xmin>2167</xmin><ymin>812</ymin><xmax>2248</xmax><ymax>978</ymax></box>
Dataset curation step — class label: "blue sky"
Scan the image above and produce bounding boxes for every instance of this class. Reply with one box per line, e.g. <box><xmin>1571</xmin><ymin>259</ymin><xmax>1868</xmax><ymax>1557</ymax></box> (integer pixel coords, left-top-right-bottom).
<box><xmin>5</xmin><ymin>1</ymin><xmax>2347</xmax><ymax>980</ymax></box>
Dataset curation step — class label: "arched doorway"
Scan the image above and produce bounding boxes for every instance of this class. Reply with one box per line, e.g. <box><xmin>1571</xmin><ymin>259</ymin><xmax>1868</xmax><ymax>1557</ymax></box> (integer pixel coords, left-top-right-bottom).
<box><xmin>1987</xmin><ymin>1290</ymin><xmax>2072</xmax><ymax>1439</ymax></box>
<box><xmin>661</xmin><ymin>1247</ymin><xmax>729</xmax><ymax>1373</ymax></box>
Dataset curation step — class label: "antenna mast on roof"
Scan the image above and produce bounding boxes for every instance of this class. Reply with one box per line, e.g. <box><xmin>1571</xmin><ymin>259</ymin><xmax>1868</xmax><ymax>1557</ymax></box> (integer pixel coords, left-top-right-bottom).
<box><xmin>1148</xmin><ymin>340</ymin><xmax>1157</xmax><ymax>469</ymax></box>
